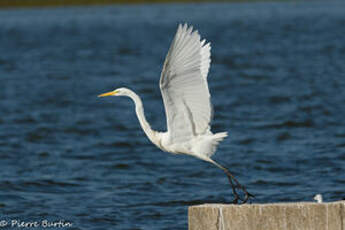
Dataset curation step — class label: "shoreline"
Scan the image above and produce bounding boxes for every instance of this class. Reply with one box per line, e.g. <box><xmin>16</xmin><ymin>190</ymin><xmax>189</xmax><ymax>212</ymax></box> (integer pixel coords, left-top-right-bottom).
<box><xmin>0</xmin><ymin>0</ymin><xmax>288</xmax><ymax>8</ymax></box>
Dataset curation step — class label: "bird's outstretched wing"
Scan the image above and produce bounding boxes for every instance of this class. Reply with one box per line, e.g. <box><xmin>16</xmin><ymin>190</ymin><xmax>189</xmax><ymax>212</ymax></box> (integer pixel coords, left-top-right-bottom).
<box><xmin>160</xmin><ymin>24</ymin><xmax>212</xmax><ymax>143</ymax></box>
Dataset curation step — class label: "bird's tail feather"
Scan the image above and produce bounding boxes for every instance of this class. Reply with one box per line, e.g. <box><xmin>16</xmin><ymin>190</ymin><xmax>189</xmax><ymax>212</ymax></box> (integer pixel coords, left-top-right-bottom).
<box><xmin>204</xmin><ymin>131</ymin><xmax>228</xmax><ymax>158</ymax></box>
<box><xmin>191</xmin><ymin>131</ymin><xmax>228</xmax><ymax>161</ymax></box>
<box><xmin>213</xmin><ymin>132</ymin><xmax>228</xmax><ymax>142</ymax></box>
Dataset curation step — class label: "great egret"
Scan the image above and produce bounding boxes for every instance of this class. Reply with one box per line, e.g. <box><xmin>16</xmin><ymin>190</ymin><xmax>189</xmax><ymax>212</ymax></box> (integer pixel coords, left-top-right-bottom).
<box><xmin>99</xmin><ymin>24</ymin><xmax>253</xmax><ymax>203</ymax></box>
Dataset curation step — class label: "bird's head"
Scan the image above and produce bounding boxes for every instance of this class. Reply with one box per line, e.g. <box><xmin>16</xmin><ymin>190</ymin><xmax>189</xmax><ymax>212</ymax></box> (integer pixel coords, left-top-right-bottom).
<box><xmin>98</xmin><ymin>87</ymin><xmax>131</xmax><ymax>97</ymax></box>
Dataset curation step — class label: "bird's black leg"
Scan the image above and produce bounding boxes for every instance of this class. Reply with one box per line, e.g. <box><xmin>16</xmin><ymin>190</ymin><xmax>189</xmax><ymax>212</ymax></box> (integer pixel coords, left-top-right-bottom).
<box><xmin>224</xmin><ymin>170</ymin><xmax>239</xmax><ymax>204</ymax></box>
<box><xmin>222</xmin><ymin>167</ymin><xmax>254</xmax><ymax>204</ymax></box>
<box><xmin>208</xmin><ymin>159</ymin><xmax>254</xmax><ymax>204</ymax></box>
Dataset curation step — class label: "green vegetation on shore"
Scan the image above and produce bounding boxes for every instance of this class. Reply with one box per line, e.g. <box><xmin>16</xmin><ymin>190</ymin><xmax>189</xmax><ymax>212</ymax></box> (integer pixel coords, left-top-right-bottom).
<box><xmin>0</xmin><ymin>0</ymin><xmax>275</xmax><ymax>8</ymax></box>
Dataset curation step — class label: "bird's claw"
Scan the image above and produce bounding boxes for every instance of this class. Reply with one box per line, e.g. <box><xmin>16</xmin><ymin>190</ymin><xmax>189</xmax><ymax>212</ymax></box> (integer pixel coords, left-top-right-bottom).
<box><xmin>229</xmin><ymin>177</ymin><xmax>254</xmax><ymax>204</ymax></box>
<box><xmin>219</xmin><ymin>165</ymin><xmax>254</xmax><ymax>204</ymax></box>
<box><xmin>231</xmin><ymin>188</ymin><xmax>253</xmax><ymax>204</ymax></box>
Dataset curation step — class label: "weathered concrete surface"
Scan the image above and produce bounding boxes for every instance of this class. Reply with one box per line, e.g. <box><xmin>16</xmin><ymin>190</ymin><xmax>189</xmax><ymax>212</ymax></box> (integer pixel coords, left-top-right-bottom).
<box><xmin>189</xmin><ymin>201</ymin><xmax>345</xmax><ymax>230</ymax></box>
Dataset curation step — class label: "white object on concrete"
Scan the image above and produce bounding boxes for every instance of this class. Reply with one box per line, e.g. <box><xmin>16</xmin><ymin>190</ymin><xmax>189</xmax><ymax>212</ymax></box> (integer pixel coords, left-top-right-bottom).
<box><xmin>314</xmin><ymin>194</ymin><xmax>323</xmax><ymax>203</ymax></box>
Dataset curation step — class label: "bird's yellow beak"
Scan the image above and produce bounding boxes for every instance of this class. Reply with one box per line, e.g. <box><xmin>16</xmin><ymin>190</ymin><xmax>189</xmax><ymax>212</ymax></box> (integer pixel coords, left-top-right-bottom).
<box><xmin>98</xmin><ymin>90</ymin><xmax>118</xmax><ymax>97</ymax></box>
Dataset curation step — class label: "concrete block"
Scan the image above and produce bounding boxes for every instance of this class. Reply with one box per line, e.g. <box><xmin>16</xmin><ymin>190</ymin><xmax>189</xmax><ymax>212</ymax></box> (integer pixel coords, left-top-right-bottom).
<box><xmin>189</xmin><ymin>201</ymin><xmax>345</xmax><ymax>230</ymax></box>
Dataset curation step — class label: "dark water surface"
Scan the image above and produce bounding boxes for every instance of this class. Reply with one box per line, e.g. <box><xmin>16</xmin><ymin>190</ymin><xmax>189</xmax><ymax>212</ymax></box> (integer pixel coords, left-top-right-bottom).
<box><xmin>1</xmin><ymin>1</ymin><xmax>345</xmax><ymax>229</ymax></box>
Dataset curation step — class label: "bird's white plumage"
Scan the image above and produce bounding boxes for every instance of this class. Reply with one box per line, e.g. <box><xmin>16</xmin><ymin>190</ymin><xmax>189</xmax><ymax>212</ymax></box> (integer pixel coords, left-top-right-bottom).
<box><xmin>100</xmin><ymin>23</ymin><xmax>227</xmax><ymax>162</ymax></box>
<box><xmin>98</xmin><ymin>24</ymin><xmax>254</xmax><ymax>204</ymax></box>
<box><xmin>160</xmin><ymin>24</ymin><xmax>213</xmax><ymax>143</ymax></box>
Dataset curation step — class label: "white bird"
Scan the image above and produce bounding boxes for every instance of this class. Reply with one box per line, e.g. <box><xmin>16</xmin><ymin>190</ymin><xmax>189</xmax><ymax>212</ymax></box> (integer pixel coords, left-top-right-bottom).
<box><xmin>99</xmin><ymin>24</ymin><xmax>253</xmax><ymax>203</ymax></box>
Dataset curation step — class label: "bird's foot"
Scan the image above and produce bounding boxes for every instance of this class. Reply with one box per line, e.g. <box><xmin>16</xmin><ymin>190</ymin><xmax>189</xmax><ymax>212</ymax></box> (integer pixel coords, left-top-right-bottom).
<box><xmin>230</xmin><ymin>183</ymin><xmax>254</xmax><ymax>204</ymax></box>
<box><xmin>225</xmin><ymin>170</ymin><xmax>254</xmax><ymax>204</ymax></box>
<box><xmin>210</xmin><ymin>160</ymin><xmax>254</xmax><ymax>204</ymax></box>
<box><xmin>240</xmin><ymin>186</ymin><xmax>255</xmax><ymax>204</ymax></box>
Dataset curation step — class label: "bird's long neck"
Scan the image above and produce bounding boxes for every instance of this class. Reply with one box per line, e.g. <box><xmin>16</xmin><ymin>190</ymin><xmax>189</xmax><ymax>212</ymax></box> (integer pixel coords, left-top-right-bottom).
<box><xmin>127</xmin><ymin>90</ymin><xmax>158</xmax><ymax>145</ymax></box>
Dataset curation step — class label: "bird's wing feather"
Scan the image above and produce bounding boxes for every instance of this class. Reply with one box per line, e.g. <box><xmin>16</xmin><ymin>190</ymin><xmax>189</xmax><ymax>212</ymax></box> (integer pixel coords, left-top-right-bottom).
<box><xmin>160</xmin><ymin>24</ymin><xmax>212</xmax><ymax>143</ymax></box>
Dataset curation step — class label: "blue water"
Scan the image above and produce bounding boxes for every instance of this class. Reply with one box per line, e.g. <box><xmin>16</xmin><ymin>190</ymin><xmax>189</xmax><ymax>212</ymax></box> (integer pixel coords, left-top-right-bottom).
<box><xmin>0</xmin><ymin>1</ymin><xmax>345</xmax><ymax>229</ymax></box>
